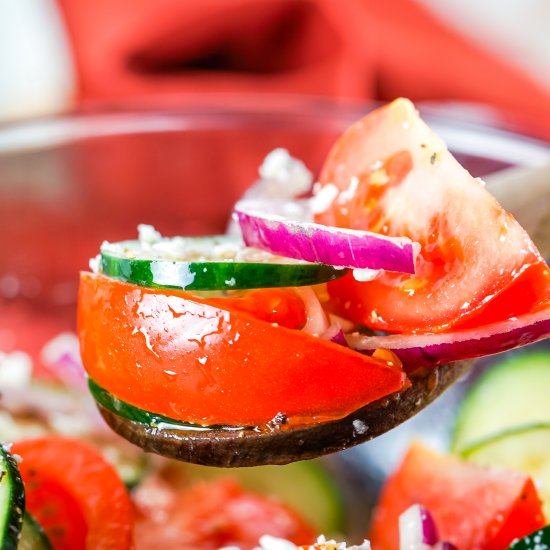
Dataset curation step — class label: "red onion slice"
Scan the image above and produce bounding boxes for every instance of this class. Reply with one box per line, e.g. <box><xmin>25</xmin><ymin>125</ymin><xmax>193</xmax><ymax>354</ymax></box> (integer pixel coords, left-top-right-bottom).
<box><xmin>233</xmin><ymin>202</ymin><xmax>419</xmax><ymax>274</ymax></box>
<box><xmin>399</xmin><ymin>504</ymin><xmax>439</xmax><ymax>548</ymax></box>
<box><xmin>348</xmin><ymin>307</ymin><xmax>550</xmax><ymax>371</ymax></box>
<box><xmin>294</xmin><ymin>287</ymin><xmax>330</xmax><ymax>336</ymax></box>
<box><xmin>320</xmin><ymin>323</ymin><xmax>348</xmax><ymax>346</ymax></box>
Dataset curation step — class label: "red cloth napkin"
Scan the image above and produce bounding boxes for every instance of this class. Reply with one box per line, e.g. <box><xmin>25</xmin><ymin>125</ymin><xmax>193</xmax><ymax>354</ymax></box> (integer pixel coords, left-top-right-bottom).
<box><xmin>57</xmin><ymin>0</ymin><xmax>550</xmax><ymax>137</ymax></box>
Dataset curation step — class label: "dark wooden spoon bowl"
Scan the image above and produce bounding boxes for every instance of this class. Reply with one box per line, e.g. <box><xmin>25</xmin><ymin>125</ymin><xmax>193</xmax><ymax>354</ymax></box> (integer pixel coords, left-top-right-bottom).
<box><xmin>96</xmin><ymin>359</ymin><xmax>473</xmax><ymax>467</ymax></box>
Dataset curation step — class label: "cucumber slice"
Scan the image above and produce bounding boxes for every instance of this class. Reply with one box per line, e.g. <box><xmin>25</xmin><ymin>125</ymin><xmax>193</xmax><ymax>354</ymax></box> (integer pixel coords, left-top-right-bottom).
<box><xmin>88</xmin><ymin>378</ymin><xmax>250</xmax><ymax>431</ymax></box>
<box><xmin>19</xmin><ymin>514</ymin><xmax>52</xmax><ymax>550</ymax></box>
<box><xmin>461</xmin><ymin>424</ymin><xmax>550</xmax><ymax>520</ymax></box>
<box><xmin>100</xmin><ymin>235</ymin><xmax>347</xmax><ymax>290</ymax></box>
<box><xmin>452</xmin><ymin>351</ymin><xmax>550</xmax><ymax>453</ymax></box>
<box><xmin>508</xmin><ymin>525</ymin><xmax>550</xmax><ymax>549</ymax></box>
<box><xmin>0</xmin><ymin>445</ymin><xmax>25</xmax><ymax>550</ymax></box>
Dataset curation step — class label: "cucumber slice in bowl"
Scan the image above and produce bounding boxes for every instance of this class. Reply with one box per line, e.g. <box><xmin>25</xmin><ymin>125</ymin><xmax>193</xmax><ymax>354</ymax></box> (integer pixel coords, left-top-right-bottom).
<box><xmin>19</xmin><ymin>513</ymin><xmax>52</xmax><ymax>550</ymax></box>
<box><xmin>0</xmin><ymin>445</ymin><xmax>25</xmax><ymax>550</ymax></box>
<box><xmin>100</xmin><ymin>235</ymin><xmax>347</xmax><ymax>291</ymax></box>
<box><xmin>460</xmin><ymin>424</ymin><xmax>550</xmax><ymax>520</ymax></box>
<box><xmin>452</xmin><ymin>351</ymin><xmax>550</xmax><ymax>453</ymax></box>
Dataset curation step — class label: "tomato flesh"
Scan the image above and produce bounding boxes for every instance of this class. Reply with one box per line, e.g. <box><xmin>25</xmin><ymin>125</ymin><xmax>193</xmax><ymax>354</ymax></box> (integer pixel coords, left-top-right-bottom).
<box><xmin>13</xmin><ymin>436</ymin><xmax>134</xmax><ymax>550</ymax></box>
<box><xmin>22</xmin><ymin>473</ymin><xmax>88</xmax><ymax>549</ymax></box>
<box><xmin>315</xmin><ymin>98</ymin><xmax>550</xmax><ymax>334</ymax></box>
<box><xmin>133</xmin><ymin>476</ymin><xmax>315</xmax><ymax>550</ymax></box>
<box><xmin>78</xmin><ymin>272</ymin><xmax>408</xmax><ymax>427</ymax></box>
<box><xmin>369</xmin><ymin>442</ymin><xmax>545</xmax><ymax>550</ymax></box>
<box><xmin>209</xmin><ymin>288</ymin><xmax>307</xmax><ymax>329</ymax></box>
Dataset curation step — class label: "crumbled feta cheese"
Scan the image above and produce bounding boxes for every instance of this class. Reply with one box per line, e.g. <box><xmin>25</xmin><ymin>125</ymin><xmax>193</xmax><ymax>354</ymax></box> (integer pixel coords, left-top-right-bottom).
<box><xmin>310</xmin><ymin>183</ymin><xmax>339</xmax><ymax>214</ymax></box>
<box><xmin>237</xmin><ymin>534</ymin><xmax>372</xmax><ymax>550</ymax></box>
<box><xmin>336</xmin><ymin>176</ymin><xmax>360</xmax><ymax>205</ymax></box>
<box><xmin>226</xmin><ymin>149</ymin><xmax>314</xmax><ymax>235</ymax></box>
<box><xmin>255</xmin><ymin>535</ymin><xmax>298</xmax><ymax>550</ymax></box>
<box><xmin>138</xmin><ymin>224</ymin><xmax>162</xmax><ymax>245</ymax></box>
<box><xmin>0</xmin><ymin>351</ymin><xmax>32</xmax><ymax>389</ymax></box>
<box><xmin>352</xmin><ymin>268</ymin><xmax>380</xmax><ymax>282</ymax></box>
<box><xmin>258</xmin><ymin>148</ymin><xmax>313</xmax><ymax>198</ymax></box>
<box><xmin>89</xmin><ymin>254</ymin><xmax>101</xmax><ymax>273</ymax></box>
<box><xmin>352</xmin><ymin>419</ymin><xmax>369</xmax><ymax>435</ymax></box>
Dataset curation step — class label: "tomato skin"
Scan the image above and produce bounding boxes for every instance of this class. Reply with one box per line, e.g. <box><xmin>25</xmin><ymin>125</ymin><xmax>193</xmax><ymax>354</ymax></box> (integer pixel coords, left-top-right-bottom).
<box><xmin>133</xmin><ymin>476</ymin><xmax>315</xmax><ymax>550</ymax></box>
<box><xmin>78</xmin><ymin>272</ymin><xmax>408</xmax><ymax>427</ymax></box>
<box><xmin>369</xmin><ymin>442</ymin><xmax>545</xmax><ymax>550</ymax></box>
<box><xmin>13</xmin><ymin>436</ymin><xmax>134</xmax><ymax>550</ymax></box>
<box><xmin>315</xmin><ymin>98</ymin><xmax>550</xmax><ymax>334</ymax></box>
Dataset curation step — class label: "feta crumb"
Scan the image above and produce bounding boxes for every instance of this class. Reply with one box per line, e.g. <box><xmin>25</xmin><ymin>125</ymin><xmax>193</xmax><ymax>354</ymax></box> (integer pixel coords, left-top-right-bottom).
<box><xmin>310</xmin><ymin>183</ymin><xmax>339</xmax><ymax>214</ymax></box>
<box><xmin>258</xmin><ymin>148</ymin><xmax>313</xmax><ymax>198</ymax></box>
<box><xmin>88</xmin><ymin>254</ymin><xmax>101</xmax><ymax>273</ymax></box>
<box><xmin>138</xmin><ymin>224</ymin><xmax>162</xmax><ymax>245</ymax></box>
<box><xmin>256</xmin><ymin>535</ymin><xmax>298</xmax><ymax>550</ymax></box>
<box><xmin>352</xmin><ymin>419</ymin><xmax>369</xmax><ymax>435</ymax></box>
<box><xmin>241</xmin><ymin>534</ymin><xmax>372</xmax><ymax>550</ymax></box>
<box><xmin>0</xmin><ymin>351</ymin><xmax>32</xmax><ymax>389</ymax></box>
<box><xmin>352</xmin><ymin>268</ymin><xmax>380</xmax><ymax>282</ymax></box>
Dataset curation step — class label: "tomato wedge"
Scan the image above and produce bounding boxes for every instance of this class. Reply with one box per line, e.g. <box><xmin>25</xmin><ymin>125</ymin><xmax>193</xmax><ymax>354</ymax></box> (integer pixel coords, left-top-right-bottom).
<box><xmin>77</xmin><ymin>272</ymin><xmax>408</xmax><ymax>427</ymax></box>
<box><xmin>369</xmin><ymin>442</ymin><xmax>545</xmax><ymax>550</ymax></box>
<box><xmin>133</xmin><ymin>476</ymin><xmax>315</xmax><ymax>550</ymax></box>
<box><xmin>315</xmin><ymin>98</ymin><xmax>550</xmax><ymax>334</ymax></box>
<box><xmin>12</xmin><ymin>436</ymin><xmax>134</xmax><ymax>550</ymax></box>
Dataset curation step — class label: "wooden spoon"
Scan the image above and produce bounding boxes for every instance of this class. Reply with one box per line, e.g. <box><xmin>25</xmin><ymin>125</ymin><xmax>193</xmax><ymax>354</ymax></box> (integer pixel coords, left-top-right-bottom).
<box><xmin>97</xmin><ymin>164</ymin><xmax>550</xmax><ymax>467</ymax></box>
<box><xmin>97</xmin><ymin>359</ymin><xmax>474</xmax><ymax>467</ymax></box>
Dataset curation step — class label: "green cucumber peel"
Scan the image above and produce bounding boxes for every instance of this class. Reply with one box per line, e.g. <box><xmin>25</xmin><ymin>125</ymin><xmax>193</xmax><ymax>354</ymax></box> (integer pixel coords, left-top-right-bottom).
<box><xmin>100</xmin><ymin>236</ymin><xmax>347</xmax><ymax>291</ymax></box>
<box><xmin>0</xmin><ymin>444</ymin><xmax>25</xmax><ymax>550</ymax></box>
<box><xmin>19</xmin><ymin>513</ymin><xmax>52</xmax><ymax>550</ymax></box>
<box><xmin>88</xmin><ymin>378</ymin><xmax>252</xmax><ymax>432</ymax></box>
<box><xmin>508</xmin><ymin>525</ymin><xmax>550</xmax><ymax>549</ymax></box>
<box><xmin>452</xmin><ymin>351</ymin><xmax>550</xmax><ymax>453</ymax></box>
<box><xmin>459</xmin><ymin>422</ymin><xmax>550</xmax><ymax>459</ymax></box>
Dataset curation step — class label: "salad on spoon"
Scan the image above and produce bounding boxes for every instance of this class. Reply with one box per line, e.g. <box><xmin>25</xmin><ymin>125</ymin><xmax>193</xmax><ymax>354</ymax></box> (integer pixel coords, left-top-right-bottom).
<box><xmin>77</xmin><ymin>98</ymin><xmax>550</xmax><ymax>466</ymax></box>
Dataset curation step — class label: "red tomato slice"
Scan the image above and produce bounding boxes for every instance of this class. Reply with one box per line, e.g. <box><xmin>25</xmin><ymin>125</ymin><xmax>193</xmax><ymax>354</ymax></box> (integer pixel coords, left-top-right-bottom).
<box><xmin>78</xmin><ymin>272</ymin><xmax>408</xmax><ymax>427</ymax></box>
<box><xmin>369</xmin><ymin>442</ymin><xmax>545</xmax><ymax>550</ymax></box>
<box><xmin>133</xmin><ymin>476</ymin><xmax>315</xmax><ymax>550</ymax></box>
<box><xmin>315</xmin><ymin>98</ymin><xmax>550</xmax><ymax>334</ymax></box>
<box><xmin>13</xmin><ymin>436</ymin><xmax>134</xmax><ymax>550</ymax></box>
<box><xmin>209</xmin><ymin>288</ymin><xmax>307</xmax><ymax>329</ymax></box>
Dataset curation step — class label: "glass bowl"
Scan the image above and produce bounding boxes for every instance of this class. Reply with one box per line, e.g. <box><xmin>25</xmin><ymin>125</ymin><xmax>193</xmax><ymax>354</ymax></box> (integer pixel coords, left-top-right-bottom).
<box><xmin>1</xmin><ymin>98</ymin><xmax>549</xmax><ymax>535</ymax></box>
